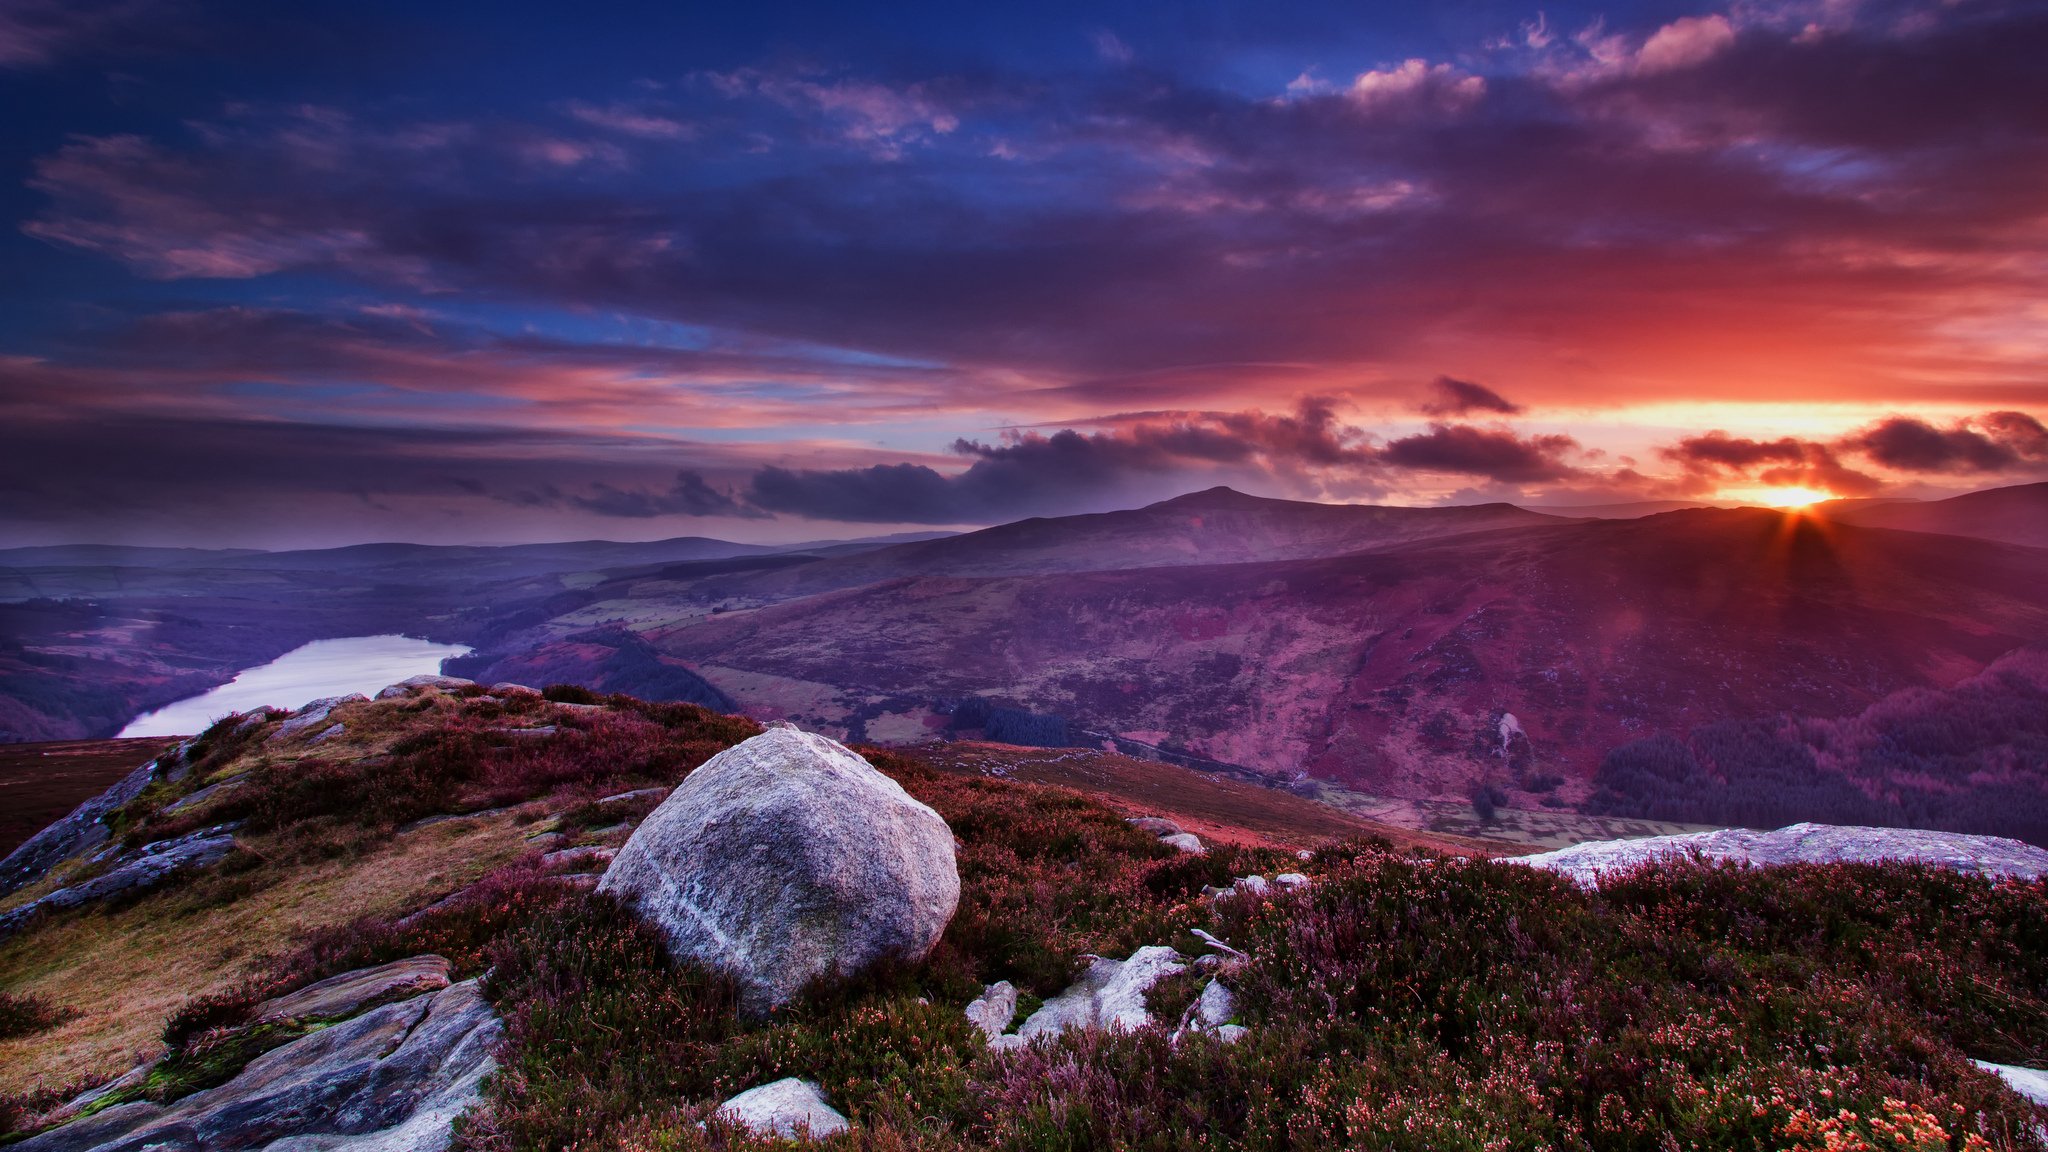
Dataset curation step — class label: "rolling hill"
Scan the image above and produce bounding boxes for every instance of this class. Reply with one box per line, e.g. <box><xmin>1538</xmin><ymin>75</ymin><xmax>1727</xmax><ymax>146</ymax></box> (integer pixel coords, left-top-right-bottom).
<box><xmin>1815</xmin><ymin>481</ymin><xmax>2048</xmax><ymax>548</ymax></box>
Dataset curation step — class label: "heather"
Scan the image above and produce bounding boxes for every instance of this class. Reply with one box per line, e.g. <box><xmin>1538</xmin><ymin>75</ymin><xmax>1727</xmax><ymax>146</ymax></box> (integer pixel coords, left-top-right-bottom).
<box><xmin>8</xmin><ymin>691</ymin><xmax>2048</xmax><ymax>1149</ymax></box>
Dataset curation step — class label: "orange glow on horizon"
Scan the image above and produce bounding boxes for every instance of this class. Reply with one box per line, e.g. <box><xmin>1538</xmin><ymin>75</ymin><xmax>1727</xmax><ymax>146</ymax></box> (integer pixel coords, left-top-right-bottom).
<box><xmin>1719</xmin><ymin>485</ymin><xmax>1835</xmax><ymax>509</ymax></box>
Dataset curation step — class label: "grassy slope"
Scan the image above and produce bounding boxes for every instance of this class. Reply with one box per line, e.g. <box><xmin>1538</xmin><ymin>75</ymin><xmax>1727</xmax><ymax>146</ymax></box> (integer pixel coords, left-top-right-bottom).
<box><xmin>2</xmin><ymin>692</ymin><xmax>2046</xmax><ymax>1151</ymax></box>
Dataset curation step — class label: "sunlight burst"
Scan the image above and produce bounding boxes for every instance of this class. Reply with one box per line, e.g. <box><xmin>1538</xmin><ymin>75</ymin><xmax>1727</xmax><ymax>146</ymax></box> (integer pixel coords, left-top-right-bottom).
<box><xmin>1720</xmin><ymin>485</ymin><xmax>1835</xmax><ymax>509</ymax></box>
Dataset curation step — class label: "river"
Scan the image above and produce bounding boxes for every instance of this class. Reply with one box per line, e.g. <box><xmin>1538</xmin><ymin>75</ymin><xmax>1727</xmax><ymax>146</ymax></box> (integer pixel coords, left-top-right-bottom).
<box><xmin>117</xmin><ymin>635</ymin><xmax>474</xmax><ymax>738</ymax></box>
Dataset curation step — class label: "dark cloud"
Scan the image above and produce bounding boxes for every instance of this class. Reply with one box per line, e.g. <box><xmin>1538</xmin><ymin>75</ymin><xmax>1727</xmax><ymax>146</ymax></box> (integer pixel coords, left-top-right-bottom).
<box><xmin>1848</xmin><ymin>412</ymin><xmax>2048</xmax><ymax>473</ymax></box>
<box><xmin>1379</xmin><ymin>424</ymin><xmax>1579</xmax><ymax>483</ymax></box>
<box><xmin>1661</xmin><ymin>431</ymin><xmax>1883</xmax><ymax>496</ymax></box>
<box><xmin>569</xmin><ymin>471</ymin><xmax>763</xmax><ymax>519</ymax></box>
<box><xmin>1418</xmin><ymin>377</ymin><xmax>1524</xmax><ymax>417</ymax></box>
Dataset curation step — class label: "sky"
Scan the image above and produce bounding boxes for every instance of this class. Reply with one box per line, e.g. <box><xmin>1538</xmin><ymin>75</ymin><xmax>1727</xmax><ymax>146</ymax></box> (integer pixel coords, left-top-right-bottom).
<box><xmin>1</xmin><ymin>0</ymin><xmax>2044</xmax><ymax>548</ymax></box>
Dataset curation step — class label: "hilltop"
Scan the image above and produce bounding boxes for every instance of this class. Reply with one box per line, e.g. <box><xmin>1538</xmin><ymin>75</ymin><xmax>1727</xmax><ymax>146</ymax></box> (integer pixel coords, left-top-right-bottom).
<box><xmin>3</xmin><ymin>681</ymin><xmax>2048</xmax><ymax>1150</ymax></box>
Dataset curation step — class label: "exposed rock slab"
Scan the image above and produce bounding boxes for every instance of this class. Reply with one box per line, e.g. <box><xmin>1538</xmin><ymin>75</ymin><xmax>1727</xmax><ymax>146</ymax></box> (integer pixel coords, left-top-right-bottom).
<box><xmin>255</xmin><ymin>956</ymin><xmax>452</xmax><ymax>1023</ymax></box>
<box><xmin>716</xmin><ymin>1078</ymin><xmax>849</xmax><ymax>1139</ymax></box>
<box><xmin>597</xmin><ymin>727</ymin><xmax>960</xmax><ymax>1012</ymax></box>
<box><xmin>272</xmin><ymin>696</ymin><xmax>369</xmax><ymax>743</ymax></box>
<box><xmin>1975</xmin><ymin>1061</ymin><xmax>2048</xmax><ymax>1107</ymax></box>
<box><xmin>0</xmin><ymin>752</ymin><xmax>173</xmax><ymax>896</ymax></box>
<box><xmin>0</xmin><ymin>826</ymin><xmax>239</xmax><ymax>942</ymax></box>
<box><xmin>1516</xmin><ymin>822</ymin><xmax>2048</xmax><ymax>888</ymax></box>
<box><xmin>17</xmin><ymin>979</ymin><xmax>501</xmax><ymax>1152</ymax></box>
<box><xmin>374</xmin><ymin>676</ymin><xmax>476</xmax><ymax>701</ymax></box>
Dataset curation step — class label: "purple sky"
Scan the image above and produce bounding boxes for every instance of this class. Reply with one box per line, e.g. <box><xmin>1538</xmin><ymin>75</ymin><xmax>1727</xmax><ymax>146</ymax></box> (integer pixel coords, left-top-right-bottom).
<box><xmin>2</xmin><ymin>0</ymin><xmax>2045</xmax><ymax>546</ymax></box>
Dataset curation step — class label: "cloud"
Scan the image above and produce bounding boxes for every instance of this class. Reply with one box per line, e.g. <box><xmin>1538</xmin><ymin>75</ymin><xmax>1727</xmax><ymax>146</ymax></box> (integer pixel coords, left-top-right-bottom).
<box><xmin>1379</xmin><ymin>424</ymin><xmax>1581</xmax><ymax>483</ymax></box>
<box><xmin>1418</xmin><ymin>377</ymin><xmax>1525</xmax><ymax>417</ymax></box>
<box><xmin>1092</xmin><ymin>29</ymin><xmax>1133</xmax><ymax>64</ymax></box>
<box><xmin>1661</xmin><ymin>431</ymin><xmax>1883</xmax><ymax>496</ymax></box>
<box><xmin>567</xmin><ymin>471</ymin><xmax>764</xmax><ymax>518</ymax></box>
<box><xmin>1848</xmin><ymin>412</ymin><xmax>2048</xmax><ymax>473</ymax></box>
<box><xmin>1347</xmin><ymin>58</ymin><xmax>1486</xmax><ymax>114</ymax></box>
<box><xmin>0</xmin><ymin>0</ymin><xmax>178</xmax><ymax>68</ymax></box>
<box><xmin>1635</xmin><ymin>15</ymin><xmax>1738</xmax><ymax>74</ymax></box>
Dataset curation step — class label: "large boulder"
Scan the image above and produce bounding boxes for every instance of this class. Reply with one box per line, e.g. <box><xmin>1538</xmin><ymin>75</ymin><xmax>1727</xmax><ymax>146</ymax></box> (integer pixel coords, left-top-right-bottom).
<box><xmin>1516</xmin><ymin>822</ymin><xmax>2048</xmax><ymax>888</ymax></box>
<box><xmin>596</xmin><ymin>727</ymin><xmax>960</xmax><ymax>1012</ymax></box>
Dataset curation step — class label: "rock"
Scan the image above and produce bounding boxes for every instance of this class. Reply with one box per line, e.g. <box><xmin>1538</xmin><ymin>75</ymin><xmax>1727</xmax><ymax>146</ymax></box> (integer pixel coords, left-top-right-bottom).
<box><xmin>1174</xmin><ymin>979</ymin><xmax>1241</xmax><ymax>1044</ymax></box>
<box><xmin>596</xmin><ymin>787</ymin><xmax>668</xmax><ymax>806</ymax></box>
<box><xmin>1160</xmin><ymin>833</ymin><xmax>1205</xmax><ymax>855</ymax></box>
<box><xmin>1214</xmin><ymin>1024</ymin><xmax>1250</xmax><ymax>1044</ymax></box>
<box><xmin>0</xmin><ymin>757</ymin><xmax>164</xmax><ymax>896</ymax></box>
<box><xmin>374</xmin><ymin>676</ymin><xmax>476</xmax><ymax>701</ymax></box>
<box><xmin>965</xmin><ymin>981</ymin><xmax>1018</xmax><ymax>1040</ymax></box>
<box><xmin>1190</xmin><ymin>928</ymin><xmax>1246</xmax><ymax>958</ymax></box>
<box><xmin>715</xmin><ymin>1078</ymin><xmax>849</xmax><ymax>1140</ymax></box>
<box><xmin>1515</xmin><ymin>822</ymin><xmax>2048</xmax><ymax>888</ymax></box>
<box><xmin>272</xmin><ymin>696</ymin><xmax>369</xmax><ymax>743</ymax></box>
<box><xmin>255</xmin><ymin>956</ymin><xmax>453</xmax><ymax>1023</ymax></box>
<box><xmin>309</xmin><ymin>723</ymin><xmax>347</xmax><ymax>745</ymax></box>
<box><xmin>1976</xmin><ymin>1060</ymin><xmax>2048</xmax><ymax>1107</ymax></box>
<box><xmin>488</xmin><ymin>726</ymin><xmax>557</xmax><ymax>738</ymax></box>
<box><xmin>16</xmin><ymin>979</ymin><xmax>500</xmax><ymax>1152</ymax></box>
<box><xmin>1275</xmin><ymin>873</ymin><xmax>1310</xmax><ymax>889</ymax></box>
<box><xmin>540</xmin><ymin>845</ymin><xmax>615</xmax><ymax>870</ymax></box>
<box><xmin>597</xmin><ymin>728</ymin><xmax>960</xmax><ymax>1012</ymax></box>
<box><xmin>488</xmin><ymin>682</ymin><xmax>538</xmax><ymax>696</ymax></box>
<box><xmin>1014</xmin><ymin>946</ymin><xmax>1185</xmax><ymax>1041</ymax></box>
<box><xmin>0</xmin><ymin>827</ymin><xmax>240</xmax><ymax>943</ymax></box>
<box><xmin>1126</xmin><ymin>816</ymin><xmax>1184</xmax><ymax>837</ymax></box>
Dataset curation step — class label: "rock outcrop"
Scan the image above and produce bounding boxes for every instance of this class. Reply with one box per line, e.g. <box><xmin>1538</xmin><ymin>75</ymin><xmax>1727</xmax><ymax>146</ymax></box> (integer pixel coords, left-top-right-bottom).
<box><xmin>0</xmin><ymin>825</ymin><xmax>239</xmax><ymax>943</ymax></box>
<box><xmin>253</xmin><ymin>955</ymin><xmax>453</xmax><ymax>1023</ymax></box>
<box><xmin>596</xmin><ymin>727</ymin><xmax>960</xmax><ymax>1012</ymax></box>
<box><xmin>271</xmin><ymin>696</ymin><xmax>370</xmax><ymax>743</ymax></box>
<box><xmin>374</xmin><ymin>676</ymin><xmax>477</xmax><ymax>701</ymax></box>
<box><xmin>1516</xmin><ymin>822</ymin><xmax>2048</xmax><ymax>888</ymax></box>
<box><xmin>1975</xmin><ymin>1061</ymin><xmax>2048</xmax><ymax>1107</ymax></box>
<box><xmin>18</xmin><ymin>978</ymin><xmax>501</xmax><ymax>1152</ymax></box>
<box><xmin>715</xmin><ymin>1078</ymin><xmax>850</xmax><ymax>1139</ymax></box>
<box><xmin>0</xmin><ymin>748</ymin><xmax>189</xmax><ymax>897</ymax></box>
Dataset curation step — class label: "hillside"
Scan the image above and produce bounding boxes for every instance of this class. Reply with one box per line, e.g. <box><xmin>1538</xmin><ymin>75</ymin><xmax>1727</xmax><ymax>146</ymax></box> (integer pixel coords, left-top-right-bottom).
<box><xmin>646</xmin><ymin>509</ymin><xmax>2048</xmax><ymax>812</ymax></box>
<box><xmin>1816</xmin><ymin>482</ymin><xmax>2048</xmax><ymax>549</ymax></box>
<box><xmin>4</xmin><ymin>683</ymin><xmax>2048</xmax><ymax>1150</ymax></box>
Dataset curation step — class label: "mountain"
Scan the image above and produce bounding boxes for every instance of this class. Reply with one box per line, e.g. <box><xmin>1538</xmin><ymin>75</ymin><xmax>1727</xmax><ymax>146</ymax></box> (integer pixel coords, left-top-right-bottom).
<box><xmin>638</xmin><ymin>508</ymin><xmax>2048</xmax><ymax>814</ymax></box>
<box><xmin>1815</xmin><ymin>481</ymin><xmax>2048</xmax><ymax>548</ymax></box>
<box><xmin>1520</xmin><ymin>499</ymin><xmax>1715</xmax><ymax>518</ymax></box>
<box><xmin>641</xmin><ymin>487</ymin><xmax>1567</xmax><ymax>607</ymax></box>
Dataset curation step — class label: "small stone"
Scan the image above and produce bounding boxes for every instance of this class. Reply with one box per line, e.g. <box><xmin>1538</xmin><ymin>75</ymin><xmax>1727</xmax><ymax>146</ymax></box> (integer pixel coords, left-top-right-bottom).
<box><xmin>716</xmin><ymin>1078</ymin><xmax>850</xmax><ymax>1139</ymax></box>
<box><xmin>965</xmin><ymin>981</ymin><xmax>1018</xmax><ymax>1040</ymax></box>
<box><xmin>1233</xmin><ymin>875</ymin><xmax>1272</xmax><ymax>897</ymax></box>
<box><xmin>1275</xmin><ymin>872</ymin><xmax>1310</xmax><ymax>888</ymax></box>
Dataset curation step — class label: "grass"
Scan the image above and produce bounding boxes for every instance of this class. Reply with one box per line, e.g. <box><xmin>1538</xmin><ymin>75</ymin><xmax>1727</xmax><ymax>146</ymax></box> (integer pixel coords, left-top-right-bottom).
<box><xmin>7</xmin><ymin>690</ymin><xmax>2048</xmax><ymax>1151</ymax></box>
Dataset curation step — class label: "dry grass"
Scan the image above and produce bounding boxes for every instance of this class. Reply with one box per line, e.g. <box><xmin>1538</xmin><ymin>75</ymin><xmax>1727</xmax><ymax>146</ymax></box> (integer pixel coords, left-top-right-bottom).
<box><xmin>0</xmin><ymin>813</ymin><xmax>529</xmax><ymax>1097</ymax></box>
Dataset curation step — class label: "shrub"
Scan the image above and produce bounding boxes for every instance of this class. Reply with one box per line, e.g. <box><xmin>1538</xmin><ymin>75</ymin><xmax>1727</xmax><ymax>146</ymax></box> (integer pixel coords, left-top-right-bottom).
<box><xmin>0</xmin><ymin>991</ymin><xmax>74</xmax><ymax>1040</ymax></box>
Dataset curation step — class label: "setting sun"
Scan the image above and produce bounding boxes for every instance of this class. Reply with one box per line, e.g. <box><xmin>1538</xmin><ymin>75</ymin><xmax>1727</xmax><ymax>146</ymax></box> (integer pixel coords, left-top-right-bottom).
<box><xmin>1720</xmin><ymin>486</ymin><xmax>1836</xmax><ymax>509</ymax></box>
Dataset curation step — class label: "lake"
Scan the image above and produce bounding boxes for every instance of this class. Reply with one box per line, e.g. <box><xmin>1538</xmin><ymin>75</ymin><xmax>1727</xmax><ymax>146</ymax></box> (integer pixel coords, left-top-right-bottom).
<box><xmin>118</xmin><ymin>635</ymin><xmax>474</xmax><ymax>738</ymax></box>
